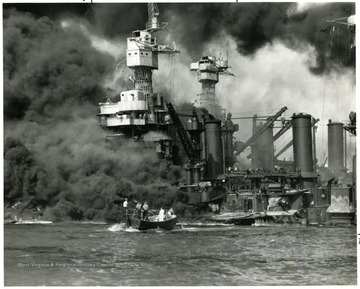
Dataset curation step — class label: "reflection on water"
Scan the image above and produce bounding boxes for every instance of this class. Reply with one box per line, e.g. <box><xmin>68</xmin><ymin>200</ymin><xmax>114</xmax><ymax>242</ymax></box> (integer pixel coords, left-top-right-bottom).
<box><xmin>4</xmin><ymin>223</ymin><xmax>357</xmax><ymax>286</ymax></box>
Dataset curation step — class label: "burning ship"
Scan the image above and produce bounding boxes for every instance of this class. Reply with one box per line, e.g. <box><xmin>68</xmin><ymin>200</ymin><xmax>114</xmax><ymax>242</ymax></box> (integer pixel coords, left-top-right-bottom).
<box><xmin>98</xmin><ymin>3</ymin><xmax>356</xmax><ymax>227</ymax></box>
<box><xmin>98</xmin><ymin>3</ymin><xmax>179</xmax><ymax>164</ymax></box>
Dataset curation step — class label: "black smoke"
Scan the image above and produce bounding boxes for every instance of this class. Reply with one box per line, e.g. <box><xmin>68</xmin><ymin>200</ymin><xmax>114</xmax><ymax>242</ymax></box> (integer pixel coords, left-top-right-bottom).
<box><xmin>3</xmin><ymin>8</ymin><xmax>111</xmax><ymax>121</ymax></box>
<box><xmin>5</xmin><ymin>2</ymin><xmax>355</xmax><ymax>74</ymax></box>
<box><xmin>88</xmin><ymin>2</ymin><xmax>355</xmax><ymax>74</ymax></box>
<box><xmin>4</xmin><ymin>137</ymin><xmax>47</xmax><ymax>202</ymax></box>
<box><xmin>163</xmin><ymin>2</ymin><xmax>355</xmax><ymax>74</ymax></box>
<box><xmin>3</xmin><ymin>8</ymin><xmax>190</xmax><ymax>222</ymax></box>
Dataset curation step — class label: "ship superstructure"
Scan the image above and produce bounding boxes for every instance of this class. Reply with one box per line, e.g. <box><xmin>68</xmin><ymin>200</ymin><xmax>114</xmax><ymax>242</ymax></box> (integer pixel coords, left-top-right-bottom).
<box><xmin>96</xmin><ymin>4</ymin><xmax>355</xmax><ymax>227</ymax></box>
<box><xmin>190</xmin><ymin>55</ymin><xmax>234</xmax><ymax>120</ymax></box>
<box><xmin>98</xmin><ymin>3</ymin><xmax>179</xmax><ymax>159</ymax></box>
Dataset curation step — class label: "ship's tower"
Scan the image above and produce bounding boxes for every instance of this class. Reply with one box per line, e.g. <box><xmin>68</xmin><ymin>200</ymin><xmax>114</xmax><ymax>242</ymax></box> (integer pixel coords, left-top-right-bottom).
<box><xmin>190</xmin><ymin>56</ymin><xmax>233</xmax><ymax>121</ymax></box>
<box><xmin>126</xmin><ymin>3</ymin><xmax>166</xmax><ymax>105</ymax></box>
<box><xmin>99</xmin><ymin>3</ymin><xmax>179</xmax><ymax>139</ymax></box>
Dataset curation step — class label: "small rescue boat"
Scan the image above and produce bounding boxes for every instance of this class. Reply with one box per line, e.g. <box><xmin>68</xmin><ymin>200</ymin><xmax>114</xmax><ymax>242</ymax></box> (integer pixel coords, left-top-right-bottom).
<box><xmin>125</xmin><ymin>208</ymin><xmax>177</xmax><ymax>231</ymax></box>
<box><xmin>138</xmin><ymin>215</ymin><xmax>178</xmax><ymax>231</ymax></box>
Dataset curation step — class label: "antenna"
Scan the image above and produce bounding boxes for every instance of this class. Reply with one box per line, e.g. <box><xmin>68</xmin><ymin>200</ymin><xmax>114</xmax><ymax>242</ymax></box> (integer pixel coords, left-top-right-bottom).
<box><xmin>226</xmin><ymin>41</ymin><xmax>229</xmax><ymax>61</ymax></box>
<box><xmin>146</xmin><ymin>3</ymin><xmax>167</xmax><ymax>32</ymax></box>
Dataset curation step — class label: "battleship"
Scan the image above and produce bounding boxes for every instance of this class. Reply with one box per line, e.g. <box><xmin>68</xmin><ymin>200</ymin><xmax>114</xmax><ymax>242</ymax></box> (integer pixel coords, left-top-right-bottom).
<box><xmin>97</xmin><ymin>3</ymin><xmax>356</xmax><ymax>227</ymax></box>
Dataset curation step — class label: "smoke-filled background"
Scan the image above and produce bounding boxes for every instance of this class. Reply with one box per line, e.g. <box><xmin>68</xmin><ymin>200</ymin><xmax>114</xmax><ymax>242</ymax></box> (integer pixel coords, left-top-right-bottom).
<box><xmin>3</xmin><ymin>2</ymin><xmax>356</xmax><ymax>221</ymax></box>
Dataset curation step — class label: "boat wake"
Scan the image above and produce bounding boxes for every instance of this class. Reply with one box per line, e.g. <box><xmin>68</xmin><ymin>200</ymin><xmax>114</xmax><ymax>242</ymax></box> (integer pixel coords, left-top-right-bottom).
<box><xmin>178</xmin><ymin>222</ymin><xmax>234</xmax><ymax>227</ymax></box>
<box><xmin>13</xmin><ymin>220</ymin><xmax>53</xmax><ymax>225</ymax></box>
<box><xmin>107</xmin><ymin>224</ymin><xmax>125</xmax><ymax>232</ymax></box>
<box><xmin>107</xmin><ymin>223</ymin><xmax>139</xmax><ymax>232</ymax></box>
<box><xmin>172</xmin><ymin>223</ymin><xmax>236</xmax><ymax>233</ymax></box>
<box><xmin>79</xmin><ymin>221</ymin><xmax>108</xmax><ymax>225</ymax></box>
<box><xmin>125</xmin><ymin>227</ymin><xmax>140</xmax><ymax>233</ymax></box>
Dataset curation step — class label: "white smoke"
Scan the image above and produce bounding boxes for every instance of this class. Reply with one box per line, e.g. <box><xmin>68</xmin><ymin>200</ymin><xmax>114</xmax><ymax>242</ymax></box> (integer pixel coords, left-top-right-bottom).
<box><xmin>205</xmin><ymin>36</ymin><xmax>355</xmax><ymax>167</ymax></box>
<box><xmin>63</xmin><ymin>9</ymin><xmax>356</xmax><ymax>170</ymax></box>
<box><xmin>295</xmin><ymin>2</ymin><xmax>327</xmax><ymax>14</ymax></box>
<box><xmin>61</xmin><ymin>19</ymin><xmax>124</xmax><ymax>60</ymax></box>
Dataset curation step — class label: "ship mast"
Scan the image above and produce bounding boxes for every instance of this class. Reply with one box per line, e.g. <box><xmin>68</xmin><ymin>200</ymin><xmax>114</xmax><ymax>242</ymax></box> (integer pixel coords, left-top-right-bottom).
<box><xmin>99</xmin><ymin>3</ymin><xmax>179</xmax><ymax>142</ymax></box>
<box><xmin>190</xmin><ymin>55</ymin><xmax>234</xmax><ymax>121</ymax></box>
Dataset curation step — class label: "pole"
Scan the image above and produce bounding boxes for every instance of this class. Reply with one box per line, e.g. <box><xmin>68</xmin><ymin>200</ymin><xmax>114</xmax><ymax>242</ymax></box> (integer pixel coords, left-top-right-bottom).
<box><xmin>222</xmin><ymin>136</ymin><xmax>226</xmax><ymax>174</ymax></box>
<box><xmin>312</xmin><ymin>117</ymin><xmax>319</xmax><ymax>173</ymax></box>
<box><xmin>344</xmin><ymin>129</ymin><xmax>347</xmax><ymax>169</ymax></box>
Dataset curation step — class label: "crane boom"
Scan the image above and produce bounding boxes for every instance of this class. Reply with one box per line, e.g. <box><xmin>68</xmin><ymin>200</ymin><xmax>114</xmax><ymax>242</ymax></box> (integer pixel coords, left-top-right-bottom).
<box><xmin>165</xmin><ymin>103</ymin><xmax>197</xmax><ymax>163</ymax></box>
<box><xmin>273</xmin><ymin>120</ymin><xmax>292</xmax><ymax>141</ymax></box>
<box><xmin>274</xmin><ymin>140</ymin><xmax>293</xmax><ymax>159</ymax></box>
<box><xmin>235</xmin><ymin>106</ymin><xmax>288</xmax><ymax>157</ymax></box>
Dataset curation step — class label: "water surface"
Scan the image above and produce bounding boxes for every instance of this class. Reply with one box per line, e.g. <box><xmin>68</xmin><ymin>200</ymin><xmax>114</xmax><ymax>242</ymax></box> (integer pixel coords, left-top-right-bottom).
<box><xmin>4</xmin><ymin>222</ymin><xmax>357</xmax><ymax>286</ymax></box>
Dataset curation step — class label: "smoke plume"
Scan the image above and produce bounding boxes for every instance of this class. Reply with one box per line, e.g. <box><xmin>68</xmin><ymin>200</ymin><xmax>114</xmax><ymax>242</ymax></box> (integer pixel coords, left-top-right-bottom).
<box><xmin>163</xmin><ymin>2</ymin><xmax>354</xmax><ymax>74</ymax></box>
<box><xmin>3</xmin><ymin>8</ymin><xmax>188</xmax><ymax>222</ymax></box>
<box><xmin>83</xmin><ymin>2</ymin><xmax>355</xmax><ymax>74</ymax></box>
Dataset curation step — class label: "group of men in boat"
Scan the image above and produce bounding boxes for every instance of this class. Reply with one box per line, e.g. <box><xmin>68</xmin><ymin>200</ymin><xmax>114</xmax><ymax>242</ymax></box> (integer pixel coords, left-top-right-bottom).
<box><xmin>134</xmin><ymin>200</ymin><xmax>149</xmax><ymax>220</ymax></box>
<box><xmin>155</xmin><ymin>207</ymin><xmax>175</xmax><ymax>222</ymax></box>
<box><xmin>123</xmin><ymin>198</ymin><xmax>175</xmax><ymax>222</ymax></box>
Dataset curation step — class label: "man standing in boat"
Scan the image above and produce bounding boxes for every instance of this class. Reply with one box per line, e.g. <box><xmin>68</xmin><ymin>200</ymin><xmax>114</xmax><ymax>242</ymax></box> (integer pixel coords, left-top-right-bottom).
<box><xmin>123</xmin><ymin>198</ymin><xmax>130</xmax><ymax>227</ymax></box>
<box><xmin>158</xmin><ymin>207</ymin><xmax>165</xmax><ymax>221</ymax></box>
<box><xmin>135</xmin><ymin>201</ymin><xmax>142</xmax><ymax>219</ymax></box>
<box><xmin>167</xmin><ymin>208</ymin><xmax>175</xmax><ymax>218</ymax></box>
<box><xmin>142</xmin><ymin>202</ymin><xmax>149</xmax><ymax>221</ymax></box>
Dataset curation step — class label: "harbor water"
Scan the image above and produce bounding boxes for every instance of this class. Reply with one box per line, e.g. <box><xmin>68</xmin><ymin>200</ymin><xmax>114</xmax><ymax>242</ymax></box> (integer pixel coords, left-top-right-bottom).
<box><xmin>4</xmin><ymin>222</ymin><xmax>357</xmax><ymax>286</ymax></box>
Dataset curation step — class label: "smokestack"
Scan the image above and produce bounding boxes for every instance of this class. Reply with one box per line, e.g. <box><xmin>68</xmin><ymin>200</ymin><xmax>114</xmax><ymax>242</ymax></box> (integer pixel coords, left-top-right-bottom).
<box><xmin>222</xmin><ymin>113</ymin><xmax>239</xmax><ymax>168</ymax></box>
<box><xmin>327</xmin><ymin>120</ymin><xmax>345</xmax><ymax>171</ymax></box>
<box><xmin>292</xmin><ymin>113</ymin><xmax>316</xmax><ymax>188</ymax></box>
<box><xmin>205</xmin><ymin>119</ymin><xmax>223</xmax><ymax>179</ymax></box>
<box><xmin>251</xmin><ymin>122</ymin><xmax>274</xmax><ymax>170</ymax></box>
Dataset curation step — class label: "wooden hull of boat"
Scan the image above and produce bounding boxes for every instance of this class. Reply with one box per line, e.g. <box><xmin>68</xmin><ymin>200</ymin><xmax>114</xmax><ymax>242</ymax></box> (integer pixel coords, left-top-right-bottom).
<box><xmin>138</xmin><ymin>217</ymin><xmax>177</xmax><ymax>231</ymax></box>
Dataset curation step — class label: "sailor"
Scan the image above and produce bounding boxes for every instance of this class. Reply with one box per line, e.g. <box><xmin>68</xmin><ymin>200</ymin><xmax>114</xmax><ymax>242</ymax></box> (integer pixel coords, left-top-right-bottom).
<box><xmin>135</xmin><ymin>201</ymin><xmax>142</xmax><ymax>219</ymax></box>
<box><xmin>123</xmin><ymin>198</ymin><xmax>128</xmax><ymax>209</ymax></box>
<box><xmin>123</xmin><ymin>198</ymin><xmax>128</xmax><ymax>216</ymax></box>
<box><xmin>158</xmin><ymin>207</ymin><xmax>165</xmax><ymax>222</ymax></box>
<box><xmin>167</xmin><ymin>208</ymin><xmax>175</xmax><ymax>217</ymax></box>
<box><xmin>142</xmin><ymin>202</ymin><xmax>149</xmax><ymax>221</ymax></box>
<box><xmin>122</xmin><ymin>198</ymin><xmax>131</xmax><ymax>226</ymax></box>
